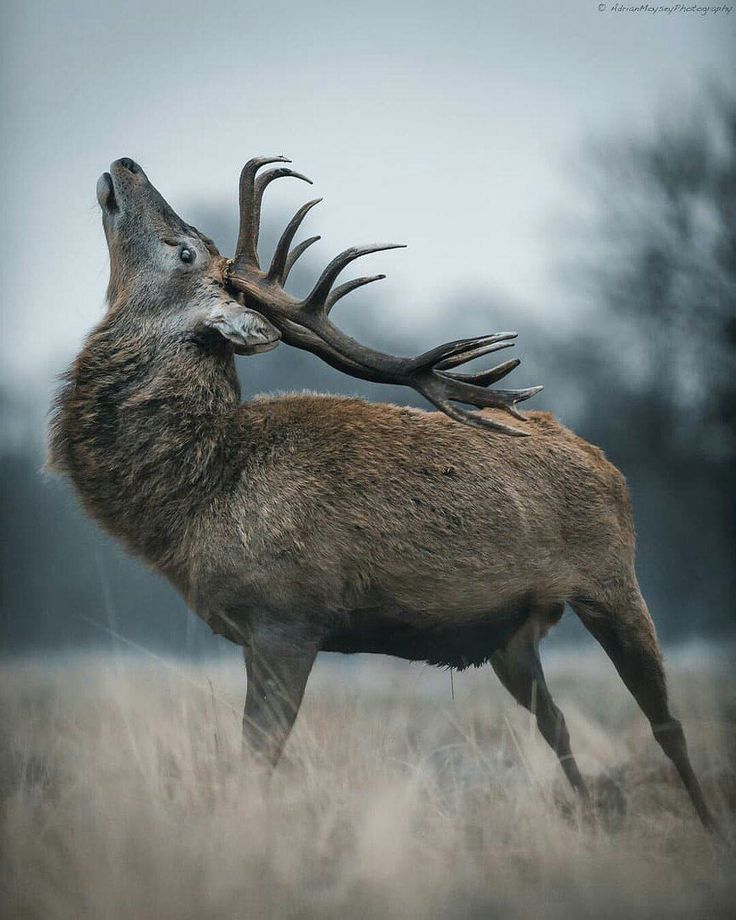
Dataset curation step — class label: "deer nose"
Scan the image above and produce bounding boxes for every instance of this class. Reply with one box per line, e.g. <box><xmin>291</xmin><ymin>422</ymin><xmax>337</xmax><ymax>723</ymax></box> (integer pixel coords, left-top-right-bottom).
<box><xmin>114</xmin><ymin>157</ymin><xmax>141</xmax><ymax>174</ymax></box>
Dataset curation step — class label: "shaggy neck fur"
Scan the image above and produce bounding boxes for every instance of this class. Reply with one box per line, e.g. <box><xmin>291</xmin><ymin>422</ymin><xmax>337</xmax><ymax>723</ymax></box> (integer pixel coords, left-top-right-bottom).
<box><xmin>49</xmin><ymin>306</ymin><xmax>243</xmax><ymax>569</ymax></box>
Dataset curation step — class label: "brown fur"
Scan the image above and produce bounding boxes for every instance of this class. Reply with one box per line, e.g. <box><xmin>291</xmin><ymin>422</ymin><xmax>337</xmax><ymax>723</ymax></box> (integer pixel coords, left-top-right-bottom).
<box><xmin>48</xmin><ymin>158</ymin><xmax>715</xmax><ymax>828</ymax></box>
<box><xmin>49</xmin><ymin>339</ymin><xmax>632</xmax><ymax>653</ymax></box>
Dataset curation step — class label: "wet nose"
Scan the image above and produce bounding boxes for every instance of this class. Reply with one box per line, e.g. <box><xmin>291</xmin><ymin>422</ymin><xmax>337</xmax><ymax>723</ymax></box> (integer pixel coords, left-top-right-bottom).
<box><xmin>113</xmin><ymin>157</ymin><xmax>141</xmax><ymax>174</ymax></box>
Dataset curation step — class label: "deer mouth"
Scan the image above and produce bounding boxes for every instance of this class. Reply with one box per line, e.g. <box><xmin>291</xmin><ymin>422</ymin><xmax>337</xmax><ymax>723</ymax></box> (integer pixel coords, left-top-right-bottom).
<box><xmin>96</xmin><ymin>172</ymin><xmax>118</xmax><ymax>215</ymax></box>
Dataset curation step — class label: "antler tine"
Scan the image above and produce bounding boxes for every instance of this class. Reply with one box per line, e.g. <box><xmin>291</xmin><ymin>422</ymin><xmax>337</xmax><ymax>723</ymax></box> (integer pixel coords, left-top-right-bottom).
<box><xmin>435</xmin><ymin>334</ymin><xmax>516</xmax><ymax>370</ymax></box>
<box><xmin>409</xmin><ymin>335</ymin><xmax>510</xmax><ymax>372</ymax></box>
<box><xmin>283</xmin><ymin>235</ymin><xmax>321</xmax><ymax>283</ymax></box>
<box><xmin>268</xmin><ymin>199</ymin><xmax>322</xmax><ymax>283</ymax></box>
<box><xmin>304</xmin><ymin>244</ymin><xmax>406</xmax><ymax>315</ymax></box>
<box><xmin>325</xmin><ymin>275</ymin><xmax>385</xmax><ymax>314</ymax></box>
<box><xmin>447</xmin><ymin>379</ymin><xmax>544</xmax><ymax>419</ymax></box>
<box><xmin>250</xmin><ymin>168</ymin><xmax>312</xmax><ymax>258</ymax></box>
<box><xmin>446</xmin><ymin>357</ymin><xmax>521</xmax><ymax>386</ymax></box>
<box><xmin>413</xmin><ymin>378</ymin><xmax>531</xmax><ymax>436</ymax></box>
<box><xmin>234</xmin><ymin>156</ymin><xmax>291</xmax><ymax>270</ymax></box>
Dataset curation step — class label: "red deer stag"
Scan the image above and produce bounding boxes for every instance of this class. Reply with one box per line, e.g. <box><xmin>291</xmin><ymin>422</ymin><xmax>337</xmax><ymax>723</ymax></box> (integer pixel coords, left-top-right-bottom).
<box><xmin>49</xmin><ymin>156</ymin><xmax>714</xmax><ymax>829</ymax></box>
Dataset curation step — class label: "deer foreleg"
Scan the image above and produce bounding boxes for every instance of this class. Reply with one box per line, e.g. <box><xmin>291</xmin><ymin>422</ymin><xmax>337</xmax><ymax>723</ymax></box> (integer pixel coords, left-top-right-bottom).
<box><xmin>242</xmin><ymin>627</ymin><xmax>318</xmax><ymax>768</ymax></box>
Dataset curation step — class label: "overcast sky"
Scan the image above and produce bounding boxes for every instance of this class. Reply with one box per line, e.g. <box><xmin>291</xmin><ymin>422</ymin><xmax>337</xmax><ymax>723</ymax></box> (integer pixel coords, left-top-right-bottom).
<box><xmin>1</xmin><ymin>0</ymin><xmax>733</xmax><ymax>396</ymax></box>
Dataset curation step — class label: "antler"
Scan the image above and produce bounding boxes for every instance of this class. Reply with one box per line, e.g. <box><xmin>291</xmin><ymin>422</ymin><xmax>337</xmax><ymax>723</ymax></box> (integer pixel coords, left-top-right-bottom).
<box><xmin>224</xmin><ymin>157</ymin><xmax>542</xmax><ymax>436</ymax></box>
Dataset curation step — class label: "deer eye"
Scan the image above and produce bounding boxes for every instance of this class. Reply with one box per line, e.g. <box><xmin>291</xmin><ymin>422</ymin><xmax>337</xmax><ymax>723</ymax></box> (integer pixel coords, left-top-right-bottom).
<box><xmin>179</xmin><ymin>246</ymin><xmax>195</xmax><ymax>264</ymax></box>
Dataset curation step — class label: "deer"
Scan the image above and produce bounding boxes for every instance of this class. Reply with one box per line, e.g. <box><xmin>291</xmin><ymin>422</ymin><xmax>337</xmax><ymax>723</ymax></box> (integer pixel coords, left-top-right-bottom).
<box><xmin>49</xmin><ymin>155</ymin><xmax>714</xmax><ymax>830</ymax></box>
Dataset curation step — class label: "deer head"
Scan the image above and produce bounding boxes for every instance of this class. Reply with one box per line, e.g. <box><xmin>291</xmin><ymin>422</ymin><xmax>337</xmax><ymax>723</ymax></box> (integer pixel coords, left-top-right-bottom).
<box><xmin>95</xmin><ymin>156</ymin><xmax>540</xmax><ymax>433</ymax></box>
<box><xmin>95</xmin><ymin>157</ymin><xmax>280</xmax><ymax>355</ymax></box>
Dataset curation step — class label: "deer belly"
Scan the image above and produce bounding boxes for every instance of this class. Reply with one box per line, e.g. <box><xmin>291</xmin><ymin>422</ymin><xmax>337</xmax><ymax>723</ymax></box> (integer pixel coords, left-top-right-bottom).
<box><xmin>321</xmin><ymin>595</ymin><xmax>532</xmax><ymax>669</ymax></box>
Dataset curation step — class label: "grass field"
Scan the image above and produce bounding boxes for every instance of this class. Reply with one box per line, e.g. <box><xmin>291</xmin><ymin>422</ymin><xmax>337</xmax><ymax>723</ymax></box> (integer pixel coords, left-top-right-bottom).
<box><xmin>1</xmin><ymin>645</ymin><xmax>734</xmax><ymax>919</ymax></box>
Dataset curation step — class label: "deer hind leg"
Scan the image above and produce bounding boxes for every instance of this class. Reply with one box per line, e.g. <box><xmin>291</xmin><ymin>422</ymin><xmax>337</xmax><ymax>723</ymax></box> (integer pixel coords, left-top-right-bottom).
<box><xmin>491</xmin><ymin>604</ymin><xmax>590</xmax><ymax>801</ymax></box>
<box><xmin>572</xmin><ymin>588</ymin><xmax>715</xmax><ymax>830</ymax></box>
<box><xmin>242</xmin><ymin>627</ymin><xmax>318</xmax><ymax>769</ymax></box>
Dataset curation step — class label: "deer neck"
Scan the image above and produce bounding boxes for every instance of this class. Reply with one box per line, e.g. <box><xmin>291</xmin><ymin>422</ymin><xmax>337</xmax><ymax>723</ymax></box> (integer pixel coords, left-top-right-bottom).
<box><xmin>49</xmin><ymin>311</ymin><xmax>242</xmax><ymax>567</ymax></box>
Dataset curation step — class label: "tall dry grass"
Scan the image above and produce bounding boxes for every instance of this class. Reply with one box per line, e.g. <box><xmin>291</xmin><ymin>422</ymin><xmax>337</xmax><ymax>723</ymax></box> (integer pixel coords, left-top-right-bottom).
<box><xmin>1</xmin><ymin>647</ymin><xmax>734</xmax><ymax>919</ymax></box>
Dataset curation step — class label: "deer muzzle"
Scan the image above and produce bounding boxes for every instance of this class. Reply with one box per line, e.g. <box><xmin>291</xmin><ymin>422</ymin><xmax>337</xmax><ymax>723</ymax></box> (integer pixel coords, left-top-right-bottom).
<box><xmin>97</xmin><ymin>158</ymin><xmax>149</xmax><ymax>217</ymax></box>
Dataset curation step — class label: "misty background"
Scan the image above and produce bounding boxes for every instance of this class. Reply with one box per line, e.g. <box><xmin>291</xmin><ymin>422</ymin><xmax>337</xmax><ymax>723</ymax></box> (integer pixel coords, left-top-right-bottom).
<box><xmin>1</xmin><ymin>0</ymin><xmax>734</xmax><ymax>656</ymax></box>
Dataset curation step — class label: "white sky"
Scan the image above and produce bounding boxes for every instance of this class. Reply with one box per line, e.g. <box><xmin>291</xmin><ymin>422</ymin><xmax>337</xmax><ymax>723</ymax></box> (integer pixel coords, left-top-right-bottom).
<box><xmin>1</xmin><ymin>0</ymin><xmax>733</xmax><ymax>394</ymax></box>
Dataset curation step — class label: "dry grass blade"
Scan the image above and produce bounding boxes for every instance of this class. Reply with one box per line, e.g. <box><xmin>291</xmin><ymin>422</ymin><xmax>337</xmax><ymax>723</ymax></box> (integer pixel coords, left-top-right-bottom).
<box><xmin>1</xmin><ymin>650</ymin><xmax>734</xmax><ymax>920</ymax></box>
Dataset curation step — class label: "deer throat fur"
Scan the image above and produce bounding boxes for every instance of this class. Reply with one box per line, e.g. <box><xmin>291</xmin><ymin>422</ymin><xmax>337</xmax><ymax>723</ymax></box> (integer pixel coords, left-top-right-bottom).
<box><xmin>48</xmin><ymin>317</ymin><xmax>242</xmax><ymax>570</ymax></box>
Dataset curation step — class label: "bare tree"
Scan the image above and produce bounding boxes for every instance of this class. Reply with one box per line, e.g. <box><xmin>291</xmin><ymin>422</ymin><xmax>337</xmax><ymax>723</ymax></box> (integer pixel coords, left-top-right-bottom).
<box><xmin>576</xmin><ymin>89</ymin><xmax>736</xmax><ymax>463</ymax></box>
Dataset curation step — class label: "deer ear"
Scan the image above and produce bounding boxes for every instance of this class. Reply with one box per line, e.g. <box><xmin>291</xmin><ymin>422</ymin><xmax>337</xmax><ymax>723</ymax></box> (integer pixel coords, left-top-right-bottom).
<box><xmin>204</xmin><ymin>300</ymin><xmax>281</xmax><ymax>354</ymax></box>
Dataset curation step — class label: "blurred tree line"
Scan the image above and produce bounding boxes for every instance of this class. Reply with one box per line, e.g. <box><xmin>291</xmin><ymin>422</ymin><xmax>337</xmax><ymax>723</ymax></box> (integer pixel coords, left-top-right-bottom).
<box><xmin>568</xmin><ymin>88</ymin><xmax>735</xmax><ymax>635</ymax></box>
<box><xmin>2</xmin><ymin>89</ymin><xmax>733</xmax><ymax>654</ymax></box>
